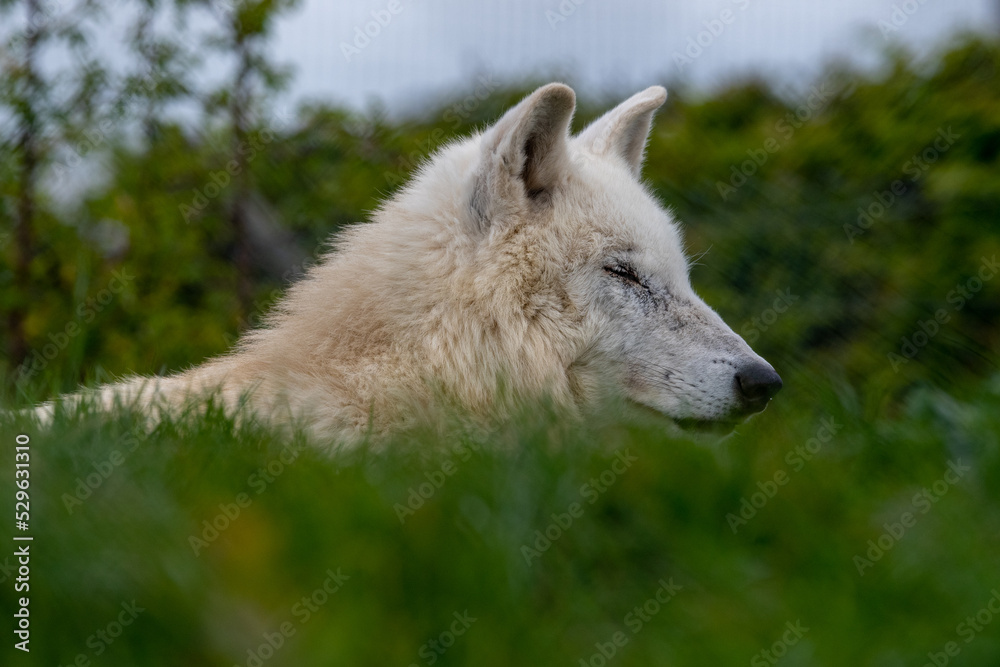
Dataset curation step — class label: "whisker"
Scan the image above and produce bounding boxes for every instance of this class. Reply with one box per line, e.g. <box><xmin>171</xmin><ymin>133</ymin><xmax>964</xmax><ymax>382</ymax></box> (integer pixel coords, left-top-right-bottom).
<box><xmin>687</xmin><ymin>245</ymin><xmax>713</xmax><ymax>268</ymax></box>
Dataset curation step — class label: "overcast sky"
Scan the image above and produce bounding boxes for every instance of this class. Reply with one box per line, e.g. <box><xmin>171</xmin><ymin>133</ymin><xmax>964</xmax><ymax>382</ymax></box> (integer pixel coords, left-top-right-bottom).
<box><xmin>271</xmin><ymin>0</ymin><xmax>998</xmax><ymax>114</ymax></box>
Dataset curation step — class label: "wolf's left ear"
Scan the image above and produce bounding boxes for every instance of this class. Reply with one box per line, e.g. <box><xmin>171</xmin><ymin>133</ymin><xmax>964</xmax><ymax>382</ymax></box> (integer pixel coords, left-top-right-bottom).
<box><xmin>473</xmin><ymin>83</ymin><xmax>575</xmax><ymax>225</ymax></box>
<box><xmin>576</xmin><ymin>86</ymin><xmax>667</xmax><ymax>177</ymax></box>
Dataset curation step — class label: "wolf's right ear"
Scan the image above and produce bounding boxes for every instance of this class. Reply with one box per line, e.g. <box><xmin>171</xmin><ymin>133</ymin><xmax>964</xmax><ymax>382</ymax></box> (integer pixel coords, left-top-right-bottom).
<box><xmin>576</xmin><ymin>86</ymin><xmax>667</xmax><ymax>177</ymax></box>
<box><xmin>472</xmin><ymin>83</ymin><xmax>575</xmax><ymax>228</ymax></box>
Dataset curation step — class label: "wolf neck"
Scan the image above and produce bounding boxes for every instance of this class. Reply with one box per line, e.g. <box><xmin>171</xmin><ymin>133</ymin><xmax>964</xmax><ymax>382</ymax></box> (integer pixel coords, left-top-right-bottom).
<box><xmin>228</xmin><ymin>161</ymin><xmax>583</xmax><ymax>437</ymax></box>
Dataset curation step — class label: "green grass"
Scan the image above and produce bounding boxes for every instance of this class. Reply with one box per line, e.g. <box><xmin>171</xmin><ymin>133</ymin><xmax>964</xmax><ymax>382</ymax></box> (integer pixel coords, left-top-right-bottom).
<box><xmin>3</xmin><ymin>372</ymin><xmax>1000</xmax><ymax>666</ymax></box>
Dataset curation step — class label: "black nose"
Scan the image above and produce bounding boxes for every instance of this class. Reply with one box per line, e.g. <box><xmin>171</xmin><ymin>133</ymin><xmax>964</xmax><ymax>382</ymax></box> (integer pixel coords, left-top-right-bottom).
<box><xmin>735</xmin><ymin>363</ymin><xmax>782</xmax><ymax>412</ymax></box>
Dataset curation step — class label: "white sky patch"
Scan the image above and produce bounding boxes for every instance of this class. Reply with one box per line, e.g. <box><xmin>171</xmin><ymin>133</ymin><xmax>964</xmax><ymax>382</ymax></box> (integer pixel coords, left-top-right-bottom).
<box><xmin>274</xmin><ymin>0</ymin><xmax>998</xmax><ymax>114</ymax></box>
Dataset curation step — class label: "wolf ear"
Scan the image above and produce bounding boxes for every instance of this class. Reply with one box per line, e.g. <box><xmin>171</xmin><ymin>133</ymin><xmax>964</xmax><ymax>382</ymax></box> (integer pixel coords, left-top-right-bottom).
<box><xmin>576</xmin><ymin>86</ymin><xmax>667</xmax><ymax>177</ymax></box>
<box><xmin>473</xmin><ymin>83</ymin><xmax>576</xmax><ymax>226</ymax></box>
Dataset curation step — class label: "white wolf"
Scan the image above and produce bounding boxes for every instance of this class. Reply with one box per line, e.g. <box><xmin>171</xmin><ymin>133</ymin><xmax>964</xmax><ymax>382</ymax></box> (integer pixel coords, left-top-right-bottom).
<box><xmin>36</xmin><ymin>83</ymin><xmax>781</xmax><ymax>441</ymax></box>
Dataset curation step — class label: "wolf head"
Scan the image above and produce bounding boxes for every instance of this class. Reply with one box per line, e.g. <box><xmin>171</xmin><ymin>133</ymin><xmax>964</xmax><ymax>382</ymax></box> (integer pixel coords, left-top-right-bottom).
<box><xmin>462</xmin><ymin>82</ymin><xmax>780</xmax><ymax>429</ymax></box>
<box><xmin>321</xmin><ymin>83</ymin><xmax>780</xmax><ymax>435</ymax></box>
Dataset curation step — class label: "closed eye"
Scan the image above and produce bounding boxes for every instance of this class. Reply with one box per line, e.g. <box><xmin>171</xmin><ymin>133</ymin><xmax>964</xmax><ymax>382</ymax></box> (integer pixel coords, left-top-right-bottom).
<box><xmin>604</xmin><ymin>264</ymin><xmax>645</xmax><ymax>288</ymax></box>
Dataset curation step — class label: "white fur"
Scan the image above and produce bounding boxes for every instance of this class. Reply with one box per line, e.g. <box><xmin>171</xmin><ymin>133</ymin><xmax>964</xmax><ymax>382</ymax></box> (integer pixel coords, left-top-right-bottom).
<box><xmin>36</xmin><ymin>84</ymin><xmax>780</xmax><ymax>442</ymax></box>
